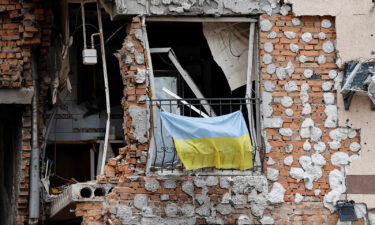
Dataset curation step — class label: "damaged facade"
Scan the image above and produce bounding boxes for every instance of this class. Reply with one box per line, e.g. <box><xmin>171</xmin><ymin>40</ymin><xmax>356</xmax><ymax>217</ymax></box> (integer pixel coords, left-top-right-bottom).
<box><xmin>1</xmin><ymin>0</ymin><xmax>375</xmax><ymax>224</ymax></box>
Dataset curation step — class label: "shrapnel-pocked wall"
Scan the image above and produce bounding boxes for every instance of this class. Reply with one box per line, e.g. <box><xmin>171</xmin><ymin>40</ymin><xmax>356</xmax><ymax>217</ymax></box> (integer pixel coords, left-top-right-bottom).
<box><xmin>74</xmin><ymin>13</ymin><xmax>367</xmax><ymax>225</ymax></box>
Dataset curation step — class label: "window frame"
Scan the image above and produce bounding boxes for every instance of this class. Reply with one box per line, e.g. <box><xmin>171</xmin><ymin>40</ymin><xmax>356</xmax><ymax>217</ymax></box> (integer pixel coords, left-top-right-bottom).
<box><xmin>142</xmin><ymin>16</ymin><xmax>262</xmax><ymax>176</ymax></box>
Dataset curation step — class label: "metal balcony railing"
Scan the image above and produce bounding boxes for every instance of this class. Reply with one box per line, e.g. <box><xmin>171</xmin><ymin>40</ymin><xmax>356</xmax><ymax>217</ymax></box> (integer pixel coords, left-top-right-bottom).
<box><xmin>148</xmin><ymin>97</ymin><xmax>260</xmax><ymax>173</ymax></box>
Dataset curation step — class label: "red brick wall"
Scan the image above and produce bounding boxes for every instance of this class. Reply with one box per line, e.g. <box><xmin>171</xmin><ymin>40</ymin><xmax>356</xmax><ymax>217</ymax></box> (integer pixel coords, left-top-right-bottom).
<box><xmin>0</xmin><ymin>1</ymin><xmax>52</xmax><ymax>224</ymax></box>
<box><xmin>75</xmin><ymin>14</ymin><xmax>364</xmax><ymax>225</ymax></box>
<box><xmin>17</xmin><ymin>105</ymin><xmax>32</xmax><ymax>224</ymax></box>
<box><xmin>260</xmin><ymin>14</ymin><xmax>363</xmax><ymax>224</ymax></box>
<box><xmin>0</xmin><ymin>0</ymin><xmax>49</xmax><ymax>88</ymax></box>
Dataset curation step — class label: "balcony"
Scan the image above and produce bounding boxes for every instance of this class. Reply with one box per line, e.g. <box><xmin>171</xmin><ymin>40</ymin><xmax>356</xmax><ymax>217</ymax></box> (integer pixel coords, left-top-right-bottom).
<box><xmin>147</xmin><ymin>97</ymin><xmax>262</xmax><ymax>174</ymax></box>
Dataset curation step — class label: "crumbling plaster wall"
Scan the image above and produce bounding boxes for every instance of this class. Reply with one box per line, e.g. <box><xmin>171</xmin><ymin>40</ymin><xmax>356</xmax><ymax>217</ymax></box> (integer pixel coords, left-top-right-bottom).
<box><xmin>259</xmin><ymin>13</ymin><xmax>369</xmax><ymax>223</ymax></box>
<box><xmin>75</xmin><ymin>17</ymin><xmax>288</xmax><ymax>225</ymax></box>
<box><xmin>288</xmin><ymin>0</ymin><xmax>375</xmax><ymax>63</ymax></box>
<box><xmin>113</xmin><ymin>0</ymin><xmax>283</xmax><ymax>17</ymax></box>
<box><xmin>74</xmin><ymin>7</ymin><xmax>374</xmax><ymax>225</ymax></box>
<box><xmin>288</xmin><ymin>0</ymin><xmax>375</xmax><ymax>208</ymax></box>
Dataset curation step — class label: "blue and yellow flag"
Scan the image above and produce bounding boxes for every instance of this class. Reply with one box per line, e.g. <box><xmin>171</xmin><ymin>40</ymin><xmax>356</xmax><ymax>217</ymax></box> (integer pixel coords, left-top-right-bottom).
<box><xmin>160</xmin><ymin>111</ymin><xmax>253</xmax><ymax>170</ymax></box>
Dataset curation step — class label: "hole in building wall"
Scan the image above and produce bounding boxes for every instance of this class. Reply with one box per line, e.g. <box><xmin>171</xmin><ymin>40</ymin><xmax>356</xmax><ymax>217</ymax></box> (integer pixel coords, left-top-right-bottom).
<box><xmin>80</xmin><ymin>187</ymin><xmax>92</xmax><ymax>198</ymax></box>
<box><xmin>43</xmin><ymin>2</ymin><xmax>128</xmax><ymax>194</ymax></box>
<box><xmin>94</xmin><ymin>187</ymin><xmax>105</xmax><ymax>196</ymax></box>
<box><xmin>146</xmin><ymin>22</ymin><xmax>259</xmax><ymax>170</ymax></box>
<box><xmin>147</xmin><ymin>22</ymin><xmax>248</xmax><ymax>101</ymax></box>
<box><xmin>43</xmin><ymin>3</ymin><xmax>129</xmax><ymax>222</ymax></box>
<box><xmin>0</xmin><ymin>105</ymin><xmax>22</xmax><ymax>225</ymax></box>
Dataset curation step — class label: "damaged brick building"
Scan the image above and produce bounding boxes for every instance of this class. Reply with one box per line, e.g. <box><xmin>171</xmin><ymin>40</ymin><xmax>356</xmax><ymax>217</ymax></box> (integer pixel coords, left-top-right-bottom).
<box><xmin>1</xmin><ymin>0</ymin><xmax>375</xmax><ymax>224</ymax></box>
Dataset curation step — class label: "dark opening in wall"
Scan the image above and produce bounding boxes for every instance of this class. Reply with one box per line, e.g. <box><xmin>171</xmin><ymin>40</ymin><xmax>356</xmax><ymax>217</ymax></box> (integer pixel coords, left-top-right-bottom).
<box><xmin>0</xmin><ymin>105</ymin><xmax>22</xmax><ymax>225</ymax></box>
<box><xmin>147</xmin><ymin>22</ymin><xmax>247</xmax><ymax>100</ymax></box>
<box><xmin>146</xmin><ymin>22</ymin><xmax>259</xmax><ymax>171</ymax></box>
<box><xmin>80</xmin><ymin>187</ymin><xmax>92</xmax><ymax>198</ymax></box>
<box><xmin>46</xmin><ymin>144</ymin><xmax>92</xmax><ymax>188</ymax></box>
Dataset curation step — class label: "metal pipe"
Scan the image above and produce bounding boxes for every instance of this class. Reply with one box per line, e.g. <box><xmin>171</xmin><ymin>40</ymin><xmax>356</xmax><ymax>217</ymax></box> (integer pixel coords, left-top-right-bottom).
<box><xmin>81</xmin><ymin>2</ymin><xmax>87</xmax><ymax>49</ymax></box>
<box><xmin>90</xmin><ymin>32</ymin><xmax>100</xmax><ymax>49</ymax></box>
<box><xmin>96</xmin><ymin>0</ymin><xmax>111</xmax><ymax>175</ymax></box>
<box><xmin>29</xmin><ymin>53</ymin><xmax>40</xmax><ymax>224</ymax></box>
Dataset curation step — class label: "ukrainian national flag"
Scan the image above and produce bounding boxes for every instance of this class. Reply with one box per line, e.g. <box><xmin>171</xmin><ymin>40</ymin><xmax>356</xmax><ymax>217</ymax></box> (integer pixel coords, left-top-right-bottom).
<box><xmin>160</xmin><ymin>111</ymin><xmax>253</xmax><ymax>170</ymax></box>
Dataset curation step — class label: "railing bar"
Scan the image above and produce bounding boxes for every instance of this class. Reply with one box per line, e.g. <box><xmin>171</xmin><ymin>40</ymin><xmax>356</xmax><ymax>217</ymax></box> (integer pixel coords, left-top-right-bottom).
<box><xmin>171</xmin><ymin>146</ymin><xmax>177</xmax><ymax>173</ymax></box>
<box><xmin>152</xmin><ymin>104</ymin><xmax>159</xmax><ymax>167</ymax></box>
<box><xmin>219</xmin><ymin>99</ymin><xmax>222</xmax><ymax>115</ymax></box>
<box><xmin>160</xmin><ymin>110</ymin><xmax>167</xmax><ymax>173</ymax></box>
<box><xmin>189</xmin><ymin>100</ymin><xmax>192</xmax><ymax>117</ymax></box>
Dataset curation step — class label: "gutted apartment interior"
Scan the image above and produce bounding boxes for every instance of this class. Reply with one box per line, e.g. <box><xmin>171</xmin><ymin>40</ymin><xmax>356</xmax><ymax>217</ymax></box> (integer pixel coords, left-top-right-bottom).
<box><xmin>144</xmin><ymin>20</ymin><xmax>262</xmax><ymax>173</ymax></box>
<box><xmin>40</xmin><ymin>0</ymin><xmax>264</xmax><ymax>221</ymax></box>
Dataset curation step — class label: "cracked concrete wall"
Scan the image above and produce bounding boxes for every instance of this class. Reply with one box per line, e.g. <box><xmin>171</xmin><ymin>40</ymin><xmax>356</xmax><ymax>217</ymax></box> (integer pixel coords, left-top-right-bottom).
<box><xmin>113</xmin><ymin>0</ymin><xmax>281</xmax><ymax>17</ymax></box>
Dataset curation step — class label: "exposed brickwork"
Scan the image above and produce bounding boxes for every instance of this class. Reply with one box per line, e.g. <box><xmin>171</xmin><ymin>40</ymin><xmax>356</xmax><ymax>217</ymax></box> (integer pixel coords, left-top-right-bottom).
<box><xmin>260</xmin><ymin>14</ymin><xmax>361</xmax><ymax>224</ymax></box>
<box><xmin>17</xmin><ymin>105</ymin><xmax>32</xmax><ymax>224</ymax></box>
<box><xmin>76</xmin><ymin>17</ymin><xmax>268</xmax><ymax>225</ymax></box>
<box><xmin>0</xmin><ymin>1</ymin><xmax>53</xmax><ymax>224</ymax></box>
<box><xmin>74</xmin><ymin>14</ymin><xmax>365</xmax><ymax>225</ymax></box>
<box><xmin>0</xmin><ymin>0</ymin><xmax>49</xmax><ymax>88</ymax></box>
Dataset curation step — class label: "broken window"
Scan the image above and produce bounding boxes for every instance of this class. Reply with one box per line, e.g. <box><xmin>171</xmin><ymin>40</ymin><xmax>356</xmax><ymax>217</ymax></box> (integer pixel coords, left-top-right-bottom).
<box><xmin>341</xmin><ymin>60</ymin><xmax>375</xmax><ymax>110</ymax></box>
<box><xmin>144</xmin><ymin>19</ymin><xmax>261</xmax><ymax>174</ymax></box>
